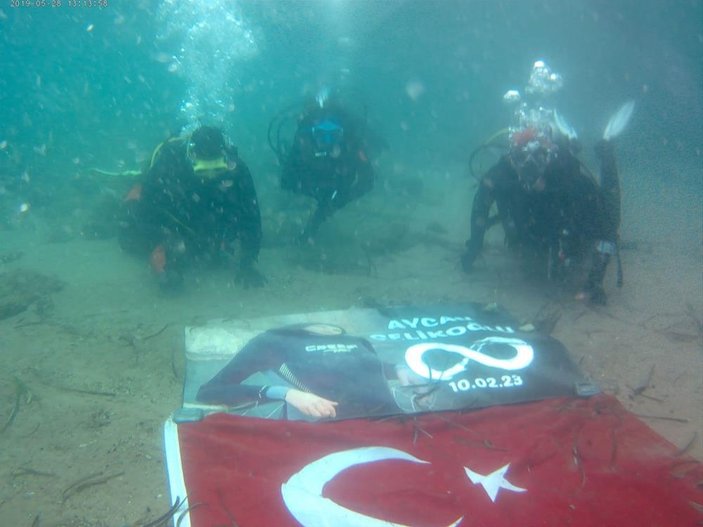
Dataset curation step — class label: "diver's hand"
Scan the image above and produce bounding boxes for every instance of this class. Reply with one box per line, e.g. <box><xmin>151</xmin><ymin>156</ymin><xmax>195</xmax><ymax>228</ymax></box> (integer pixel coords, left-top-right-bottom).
<box><xmin>461</xmin><ymin>239</ymin><xmax>482</xmax><ymax>273</ymax></box>
<box><xmin>297</xmin><ymin>203</ymin><xmax>329</xmax><ymax>245</ymax></box>
<box><xmin>461</xmin><ymin>248</ymin><xmax>479</xmax><ymax>273</ymax></box>
<box><xmin>396</xmin><ymin>365</ymin><xmax>434</xmax><ymax>396</ymax></box>
<box><xmin>285</xmin><ymin>389</ymin><xmax>338</xmax><ymax>419</ymax></box>
<box><xmin>395</xmin><ymin>365</ymin><xmax>426</xmax><ymax>387</ymax></box>
<box><xmin>235</xmin><ymin>265</ymin><xmax>267</xmax><ymax>288</ymax></box>
<box><xmin>577</xmin><ymin>250</ymin><xmax>611</xmax><ymax>305</ymax></box>
<box><xmin>575</xmin><ymin>285</ymin><xmax>607</xmax><ymax>306</ymax></box>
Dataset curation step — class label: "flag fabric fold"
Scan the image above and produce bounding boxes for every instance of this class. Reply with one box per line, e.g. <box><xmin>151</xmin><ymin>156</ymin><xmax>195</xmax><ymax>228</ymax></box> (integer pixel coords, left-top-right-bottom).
<box><xmin>174</xmin><ymin>394</ymin><xmax>703</xmax><ymax>527</ymax></box>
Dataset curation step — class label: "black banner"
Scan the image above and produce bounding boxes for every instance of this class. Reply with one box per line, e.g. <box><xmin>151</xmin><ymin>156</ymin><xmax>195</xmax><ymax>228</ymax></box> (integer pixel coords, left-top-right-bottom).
<box><xmin>182</xmin><ymin>304</ymin><xmax>592</xmax><ymax>421</ymax></box>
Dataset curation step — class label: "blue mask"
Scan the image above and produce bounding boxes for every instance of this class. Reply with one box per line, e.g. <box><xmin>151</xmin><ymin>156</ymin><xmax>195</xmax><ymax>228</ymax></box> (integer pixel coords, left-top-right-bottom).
<box><xmin>311</xmin><ymin>119</ymin><xmax>344</xmax><ymax>151</ymax></box>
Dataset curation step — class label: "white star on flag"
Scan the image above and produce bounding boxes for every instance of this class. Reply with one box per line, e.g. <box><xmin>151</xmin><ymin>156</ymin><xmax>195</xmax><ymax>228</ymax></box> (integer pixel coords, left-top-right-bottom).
<box><xmin>464</xmin><ymin>463</ymin><xmax>527</xmax><ymax>502</ymax></box>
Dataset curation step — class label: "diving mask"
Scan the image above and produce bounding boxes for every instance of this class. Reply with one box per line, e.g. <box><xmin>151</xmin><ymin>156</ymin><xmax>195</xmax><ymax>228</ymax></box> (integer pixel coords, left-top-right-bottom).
<box><xmin>187</xmin><ymin>142</ymin><xmax>231</xmax><ymax>178</ymax></box>
<box><xmin>511</xmin><ymin>140</ymin><xmax>555</xmax><ymax>191</ymax></box>
<box><xmin>311</xmin><ymin>118</ymin><xmax>344</xmax><ymax>157</ymax></box>
<box><xmin>192</xmin><ymin>156</ymin><xmax>229</xmax><ymax>177</ymax></box>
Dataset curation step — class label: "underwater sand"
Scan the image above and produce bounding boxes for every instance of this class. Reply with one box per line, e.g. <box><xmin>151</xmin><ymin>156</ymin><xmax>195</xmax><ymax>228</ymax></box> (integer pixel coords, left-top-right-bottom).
<box><xmin>0</xmin><ymin>175</ymin><xmax>701</xmax><ymax>526</ymax></box>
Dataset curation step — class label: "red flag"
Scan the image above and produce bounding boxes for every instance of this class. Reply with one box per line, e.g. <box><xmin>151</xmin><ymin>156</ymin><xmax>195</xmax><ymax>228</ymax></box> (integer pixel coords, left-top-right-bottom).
<box><xmin>175</xmin><ymin>394</ymin><xmax>702</xmax><ymax>527</ymax></box>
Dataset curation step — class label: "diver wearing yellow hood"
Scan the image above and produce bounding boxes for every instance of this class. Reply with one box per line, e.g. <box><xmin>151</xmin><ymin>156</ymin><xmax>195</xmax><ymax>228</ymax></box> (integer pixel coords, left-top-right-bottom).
<box><xmin>118</xmin><ymin>126</ymin><xmax>265</xmax><ymax>290</ymax></box>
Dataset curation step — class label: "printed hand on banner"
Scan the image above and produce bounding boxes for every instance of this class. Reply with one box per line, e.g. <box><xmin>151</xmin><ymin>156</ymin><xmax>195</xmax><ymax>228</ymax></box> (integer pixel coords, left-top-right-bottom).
<box><xmin>395</xmin><ymin>364</ymin><xmax>439</xmax><ymax>410</ymax></box>
<box><xmin>396</xmin><ymin>364</ymin><xmax>432</xmax><ymax>393</ymax></box>
<box><xmin>285</xmin><ymin>389</ymin><xmax>339</xmax><ymax>419</ymax></box>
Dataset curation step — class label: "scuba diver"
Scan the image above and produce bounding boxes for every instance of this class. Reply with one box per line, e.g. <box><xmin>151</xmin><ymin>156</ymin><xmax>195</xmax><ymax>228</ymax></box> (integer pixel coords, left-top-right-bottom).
<box><xmin>269</xmin><ymin>88</ymin><xmax>375</xmax><ymax>243</ymax></box>
<box><xmin>118</xmin><ymin>125</ymin><xmax>265</xmax><ymax>290</ymax></box>
<box><xmin>461</xmin><ymin>61</ymin><xmax>633</xmax><ymax>305</ymax></box>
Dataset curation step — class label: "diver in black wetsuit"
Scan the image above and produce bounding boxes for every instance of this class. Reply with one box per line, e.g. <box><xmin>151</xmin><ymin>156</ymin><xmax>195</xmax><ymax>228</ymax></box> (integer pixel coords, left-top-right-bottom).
<box><xmin>197</xmin><ymin>323</ymin><xmax>403</xmax><ymax>420</ymax></box>
<box><xmin>118</xmin><ymin>126</ymin><xmax>265</xmax><ymax>290</ymax></box>
<box><xmin>277</xmin><ymin>94</ymin><xmax>375</xmax><ymax>243</ymax></box>
<box><xmin>461</xmin><ymin>127</ymin><xmax>620</xmax><ymax>305</ymax></box>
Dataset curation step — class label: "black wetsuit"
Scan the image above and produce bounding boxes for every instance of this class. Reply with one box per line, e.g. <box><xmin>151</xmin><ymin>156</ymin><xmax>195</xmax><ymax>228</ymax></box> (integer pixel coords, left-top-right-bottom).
<box><xmin>281</xmin><ymin>104</ymin><xmax>374</xmax><ymax>237</ymax></box>
<box><xmin>463</xmin><ymin>142</ymin><xmax>619</xmax><ymax>302</ymax></box>
<box><xmin>197</xmin><ymin>326</ymin><xmax>400</xmax><ymax>419</ymax></box>
<box><xmin>118</xmin><ymin>137</ymin><xmax>262</xmax><ymax>273</ymax></box>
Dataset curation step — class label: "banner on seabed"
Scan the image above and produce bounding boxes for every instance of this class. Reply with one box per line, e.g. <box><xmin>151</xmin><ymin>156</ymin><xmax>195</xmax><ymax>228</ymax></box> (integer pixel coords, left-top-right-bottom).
<box><xmin>182</xmin><ymin>303</ymin><xmax>592</xmax><ymax>421</ymax></box>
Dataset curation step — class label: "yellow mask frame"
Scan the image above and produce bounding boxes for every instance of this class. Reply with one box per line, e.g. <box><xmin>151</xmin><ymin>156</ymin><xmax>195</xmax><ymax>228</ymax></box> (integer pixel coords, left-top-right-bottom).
<box><xmin>192</xmin><ymin>156</ymin><xmax>228</xmax><ymax>177</ymax></box>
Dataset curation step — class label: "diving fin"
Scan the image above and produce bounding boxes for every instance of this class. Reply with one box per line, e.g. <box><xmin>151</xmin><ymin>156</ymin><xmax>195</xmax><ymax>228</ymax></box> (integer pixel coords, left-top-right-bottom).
<box><xmin>603</xmin><ymin>100</ymin><xmax>635</xmax><ymax>141</ymax></box>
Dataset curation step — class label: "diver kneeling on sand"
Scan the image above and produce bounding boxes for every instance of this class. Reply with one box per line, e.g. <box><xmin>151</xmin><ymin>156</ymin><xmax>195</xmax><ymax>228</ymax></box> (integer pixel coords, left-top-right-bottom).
<box><xmin>117</xmin><ymin>126</ymin><xmax>266</xmax><ymax>291</ymax></box>
<box><xmin>461</xmin><ymin>61</ymin><xmax>634</xmax><ymax>305</ymax></box>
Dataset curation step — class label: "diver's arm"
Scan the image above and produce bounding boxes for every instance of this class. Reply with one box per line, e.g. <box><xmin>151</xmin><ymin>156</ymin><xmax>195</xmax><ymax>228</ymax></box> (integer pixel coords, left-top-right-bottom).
<box><xmin>576</xmin><ymin>143</ymin><xmax>620</xmax><ymax>304</ymax></box>
<box><xmin>140</xmin><ymin>140</ymin><xmax>191</xmax><ymax>224</ymax></box>
<box><xmin>127</xmin><ymin>141</ymin><xmax>187</xmax><ymax>244</ymax></box>
<box><xmin>461</xmin><ymin>161</ymin><xmax>505</xmax><ymax>271</ymax></box>
<box><xmin>280</xmin><ymin>137</ymin><xmax>306</xmax><ymax>192</ymax></box>
<box><xmin>231</xmin><ymin>161</ymin><xmax>265</xmax><ymax>284</ymax></box>
<box><xmin>284</xmin><ymin>389</ymin><xmax>338</xmax><ymax>418</ymax></box>
<box><xmin>595</xmin><ymin>139</ymin><xmax>620</xmax><ymax>240</ymax></box>
<box><xmin>196</xmin><ymin>333</ymin><xmax>338</xmax><ymax>417</ymax></box>
<box><xmin>196</xmin><ymin>334</ymin><xmax>284</xmax><ymax>405</ymax></box>
<box><xmin>235</xmin><ymin>164</ymin><xmax>262</xmax><ymax>265</ymax></box>
<box><xmin>461</xmin><ymin>184</ymin><xmax>493</xmax><ymax>271</ymax></box>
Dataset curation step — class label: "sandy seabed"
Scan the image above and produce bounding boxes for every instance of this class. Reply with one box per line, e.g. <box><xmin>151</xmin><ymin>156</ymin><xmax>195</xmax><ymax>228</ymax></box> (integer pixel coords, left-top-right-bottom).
<box><xmin>0</xmin><ymin>188</ymin><xmax>701</xmax><ymax>527</ymax></box>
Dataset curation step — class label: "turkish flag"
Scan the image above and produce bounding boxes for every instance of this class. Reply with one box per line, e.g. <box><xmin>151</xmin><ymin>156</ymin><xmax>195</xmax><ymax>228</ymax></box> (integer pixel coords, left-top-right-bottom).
<box><xmin>176</xmin><ymin>394</ymin><xmax>703</xmax><ymax>527</ymax></box>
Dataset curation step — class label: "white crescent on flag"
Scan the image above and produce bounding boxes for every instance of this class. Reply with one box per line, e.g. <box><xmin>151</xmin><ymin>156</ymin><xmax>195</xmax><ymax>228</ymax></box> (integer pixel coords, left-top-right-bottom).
<box><xmin>281</xmin><ymin>446</ymin><xmax>464</xmax><ymax>527</ymax></box>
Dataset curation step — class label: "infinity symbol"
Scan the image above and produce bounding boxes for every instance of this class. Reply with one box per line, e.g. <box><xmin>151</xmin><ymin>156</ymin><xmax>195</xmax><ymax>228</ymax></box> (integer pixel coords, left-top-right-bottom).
<box><xmin>405</xmin><ymin>337</ymin><xmax>535</xmax><ymax>380</ymax></box>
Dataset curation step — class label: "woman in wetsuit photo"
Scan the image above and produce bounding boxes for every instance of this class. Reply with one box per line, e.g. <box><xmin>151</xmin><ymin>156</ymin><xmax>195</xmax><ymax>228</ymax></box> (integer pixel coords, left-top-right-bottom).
<box><xmin>197</xmin><ymin>323</ymin><xmax>419</xmax><ymax>420</ymax></box>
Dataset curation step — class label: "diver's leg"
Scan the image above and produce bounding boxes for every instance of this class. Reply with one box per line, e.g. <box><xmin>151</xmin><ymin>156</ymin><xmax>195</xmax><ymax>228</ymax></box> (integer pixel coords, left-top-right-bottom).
<box><xmin>299</xmin><ymin>200</ymin><xmax>333</xmax><ymax>244</ymax></box>
<box><xmin>577</xmin><ymin>240</ymin><xmax>616</xmax><ymax>305</ymax></box>
<box><xmin>575</xmin><ymin>141</ymin><xmax>620</xmax><ymax>303</ymax></box>
<box><xmin>152</xmin><ymin>235</ymin><xmax>188</xmax><ymax>291</ymax></box>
